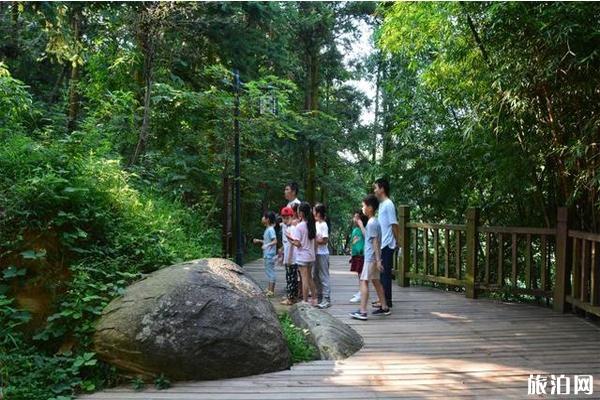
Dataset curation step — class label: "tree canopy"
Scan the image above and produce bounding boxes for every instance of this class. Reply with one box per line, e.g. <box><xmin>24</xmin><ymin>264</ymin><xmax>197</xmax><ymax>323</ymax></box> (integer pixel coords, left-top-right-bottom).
<box><xmin>1</xmin><ymin>2</ymin><xmax>599</xmax><ymax>398</ymax></box>
<box><xmin>378</xmin><ymin>2</ymin><xmax>600</xmax><ymax>229</ymax></box>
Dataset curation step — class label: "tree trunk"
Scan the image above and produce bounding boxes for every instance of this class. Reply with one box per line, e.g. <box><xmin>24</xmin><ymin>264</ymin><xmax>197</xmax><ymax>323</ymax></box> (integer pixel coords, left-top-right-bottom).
<box><xmin>320</xmin><ymin>160</ymin><xmax>327</xmax><ymax>205</ymax></box>
<box><xmin>306</xmin><ymin>143</ymin><xmax>317</xmax><ymax>204</ymax></box>
<box><xmin>381</xmin><ymin>60</ymin><xmax>392</xmax><ymax>169</ymax></box>
<box><xmin>48</xmin><ymin>65</ymin><xmax>67</xmax><ymax>104</ymax></box>
<box><xmin>221</xmin><ymin>172</ymin><xmax>232</xmax><ymax>258</ymax></box>
<box><xmin>372</xmin><ymin>52</ymin><xmax>382</xmax><ymax>164</ymax></box>
<box><xmin>11</xmin><ymin>2</ymin><xmax>19</xmax><ymax>48</ymax></box>
<box><xmin>304</xmin><ymin>50</ymin><xmax>319</xmax><ymax>204</ymax></box>
<box><xmin>67</xmin><ymin>64</ymin><xmax>80</xmax><ymax>132</ymax></box>
<box><xmin>459</xmin><ymin>3</ymin><xmax>490</xmax><ymax>66</ymax></box>
<box><xmin>67</xmin><ymin>7</ymin><xmax>82</xmax><ymax>133</ymax></box>
<box><xmin>129</xmin><ymin>9</ymin><xmax>156</xmax><ymax>166</ymax></box>
<box><xmin>309</xmin><ymin>53</ymin><xmax>319</xmax><ymax>111</ymax></box>
<box><xmin>298</xmin><ymin>2</ymin><xmax>329</xmax><ymax>205</ymax></box>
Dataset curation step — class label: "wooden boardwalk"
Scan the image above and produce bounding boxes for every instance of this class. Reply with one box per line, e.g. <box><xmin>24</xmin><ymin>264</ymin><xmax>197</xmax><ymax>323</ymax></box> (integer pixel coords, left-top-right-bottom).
<box><xmin>81</xmin><ymin>256</ymin><xmax>600</xmax><ymax>399</ymax></box>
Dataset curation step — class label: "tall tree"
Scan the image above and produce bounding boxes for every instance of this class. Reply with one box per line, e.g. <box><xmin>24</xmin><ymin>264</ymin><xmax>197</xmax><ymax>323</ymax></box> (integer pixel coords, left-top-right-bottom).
<box><xmin>66</xmin><ymin>5</ymin><xmax>83</xmax><ymax>132</ymax></box>
<box><xmin>295</xmin><ymin>2</ymin><xmax>333</xmax><ymax>203</ymax></box>
<box><xmin>379</xmin><ymin>2</ymin><xmax>600</xmax><ymax>229</ymax></box>
<box><xmin>130</xmin><ymin>2</ymin><xmax>172</xmax><ymax>165</ymax></box>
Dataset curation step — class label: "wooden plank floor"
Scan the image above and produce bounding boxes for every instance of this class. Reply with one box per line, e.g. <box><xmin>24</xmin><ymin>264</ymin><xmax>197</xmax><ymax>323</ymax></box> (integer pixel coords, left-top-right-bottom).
<box><xmin>81</xmin><ymin>256</ymin><xmax>600</xmax><ymax>399</ymax></box>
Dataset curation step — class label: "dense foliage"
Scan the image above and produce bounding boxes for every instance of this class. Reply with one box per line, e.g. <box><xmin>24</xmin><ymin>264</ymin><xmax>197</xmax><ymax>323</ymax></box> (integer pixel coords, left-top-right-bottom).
<box><xmin>0</xmin><ymin>62</ymin><xmax>220</xmax><ymax>399</ymax></box>
<box><xmin>377</xmin><ymin>2</ymin><xmax>600</xmax><ymax>229</ymax></box>
<box><xmin>0</xmin><ymin>2</ymin><xmax>372</xmax><ymax>398</ymax></box>
<box><xmin>1</xmin><ymin>1</ymin><xmax>599</xmax><ymax>398</ymax></box>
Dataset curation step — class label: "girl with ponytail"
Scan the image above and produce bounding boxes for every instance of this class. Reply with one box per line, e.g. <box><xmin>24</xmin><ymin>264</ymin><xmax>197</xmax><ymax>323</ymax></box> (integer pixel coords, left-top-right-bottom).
<box><xmin>286</xmin><ymin>202</ymin><xmax>317</xmax><ymax>305</ymax></box>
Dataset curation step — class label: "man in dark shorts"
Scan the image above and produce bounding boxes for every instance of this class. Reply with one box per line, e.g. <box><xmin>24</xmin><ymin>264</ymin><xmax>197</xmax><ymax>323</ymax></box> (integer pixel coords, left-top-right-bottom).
<box><xmin>373</xmin><ymin>178</ymin><xmax>399</xmax><ymax>309</ymax></box>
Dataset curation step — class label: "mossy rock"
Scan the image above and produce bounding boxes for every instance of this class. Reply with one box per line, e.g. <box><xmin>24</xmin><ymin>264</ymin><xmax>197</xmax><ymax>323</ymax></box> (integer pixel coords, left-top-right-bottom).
<box><xmin>94</xmin><ymin>258</ymin><xmax>291</xmax><ymax>380</ymax></box>
<box><xmin>289</xmin><ymin>303</ymin><xmax>363</xmax><ymax>360</ymax></box>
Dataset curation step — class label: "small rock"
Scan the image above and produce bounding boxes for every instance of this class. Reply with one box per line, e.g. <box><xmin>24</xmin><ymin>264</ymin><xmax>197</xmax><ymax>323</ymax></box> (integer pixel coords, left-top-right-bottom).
<box><xmin>289</xmin><ymin>303</ymin><xmax>363</xmax><ymax>360</ymax></box>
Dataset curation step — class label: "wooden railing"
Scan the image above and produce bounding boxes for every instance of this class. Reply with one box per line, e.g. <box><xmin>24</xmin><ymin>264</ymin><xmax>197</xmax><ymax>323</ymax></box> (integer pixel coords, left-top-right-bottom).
<box><xmin>397</xmin><ymin>207</ymin><xmax>600</xmax><ymax>317</ymax></box>
<box><xmin>566</xmin><ymin>229</ymin><xmax>600</xmax><ymax>315</ymax></box>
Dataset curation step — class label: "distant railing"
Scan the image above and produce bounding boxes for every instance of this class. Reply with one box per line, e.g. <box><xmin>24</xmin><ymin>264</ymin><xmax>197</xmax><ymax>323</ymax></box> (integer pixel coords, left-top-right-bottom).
<box><xmin>566</xmin><ymin>228</ymin><xmax>600</xmax><ymax>315</ymax></box>
<box><xmin>397</xmin><ymin>207</ymin><xmax>600</xmax><ymax>317</ymax></box>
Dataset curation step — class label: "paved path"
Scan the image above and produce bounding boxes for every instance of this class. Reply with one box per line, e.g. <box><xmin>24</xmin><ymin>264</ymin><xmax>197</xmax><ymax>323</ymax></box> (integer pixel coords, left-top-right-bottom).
<box><xmin>81</xmin><ymin>256</ymin><xmax>600</xmax><ymax>399</ymax></box>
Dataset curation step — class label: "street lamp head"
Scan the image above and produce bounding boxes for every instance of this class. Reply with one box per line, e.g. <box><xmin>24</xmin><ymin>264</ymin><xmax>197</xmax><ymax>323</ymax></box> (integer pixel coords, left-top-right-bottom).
<box><xmin>271</xmin><ymin>94</ymin><xmax>278</xmax><ymax>115</ymax></box>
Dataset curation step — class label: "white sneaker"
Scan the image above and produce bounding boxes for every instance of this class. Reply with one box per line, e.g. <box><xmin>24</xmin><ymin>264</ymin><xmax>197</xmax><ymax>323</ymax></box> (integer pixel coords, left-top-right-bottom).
<box><xmin>317</xmin><ymin>300</ymin><xmax>331</xmax><ymax>309</ymax></box>
<box><xmin>349</xmin><ymin>292</ymin><xmax>361</xmax><ymax>303</ymax></box>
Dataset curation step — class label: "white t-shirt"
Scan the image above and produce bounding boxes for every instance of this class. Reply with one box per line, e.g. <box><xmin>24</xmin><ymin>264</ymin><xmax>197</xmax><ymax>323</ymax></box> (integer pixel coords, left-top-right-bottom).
<box><xmin>364</xmin><ymin>217</ymin><xmax>382</xmax><ymax>263</ymax></box>
<box><xmin>294</xmin><ymin>221</ymin><xmax>315</xmax><ymax>264</ymax></box>
<box><xmin>378</xmin><ymin>198</ymin><xmax>398</xmax><ymax>249</ymax></box>
<box><xmin>315</xmin><ymin>220</ymin><xmax>329</xmax><ymax>255</ymax></box>
<box><xmin>287</xmin><ymin>198</ymin><xmax>301</xmax><ymax>208</ymax></box>
<box><xmin>282</xmin><ymin>223</ymin><xmax>297</xmax><ymax>265</ymax></box>
<box><xmin>289</xmin><ymin>223</ymin><xmax>298</xmax><ymax>264</ymax></box>
<box><xmin>282</xmin><ymin>223</ymin><xmax>290</xmax><ymax>262</ymax></box>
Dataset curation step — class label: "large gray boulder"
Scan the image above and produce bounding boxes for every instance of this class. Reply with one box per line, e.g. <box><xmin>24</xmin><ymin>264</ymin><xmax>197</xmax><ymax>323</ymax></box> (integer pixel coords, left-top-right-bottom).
<box><xmin>93</xmin><ymin>258</ymin><xmax>291</xmax><ymax>380</ymax></box>
<box><xmin>289</xmin><ymin>303</ymin><xmax>363</xmax><ymax>360</ymax></box>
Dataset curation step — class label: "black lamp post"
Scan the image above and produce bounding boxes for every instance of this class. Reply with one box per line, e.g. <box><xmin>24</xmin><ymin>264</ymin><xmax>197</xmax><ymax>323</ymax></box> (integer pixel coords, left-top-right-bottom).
<box><xmin>233</xmin><ymin>69</ymin><xmax>243</xmax><ymax>267</ymax></box>
<box><xmin>229</xmin><ymin>70</ymin><xmax>278</xmax><ymax>267</ymax></box>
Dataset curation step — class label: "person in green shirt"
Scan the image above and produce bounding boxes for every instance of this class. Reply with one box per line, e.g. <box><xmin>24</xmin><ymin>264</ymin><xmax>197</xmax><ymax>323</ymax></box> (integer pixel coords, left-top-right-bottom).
<box><xmin>349</xmin><ymin>210</ymin><xmax>368</xmax><ymax>303</ymax></box>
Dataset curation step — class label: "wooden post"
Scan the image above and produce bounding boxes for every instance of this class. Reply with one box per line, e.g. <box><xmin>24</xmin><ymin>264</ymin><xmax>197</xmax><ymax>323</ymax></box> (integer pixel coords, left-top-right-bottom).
<box><xmin>466</xmin><ymin>208</ymin><xmax>479</xmax><ymax>299</ymax></box>
<box><xmin>511</xmin><ymin>233</ymin><xmax>518</xmax><ymax>287</ymax></box>
<box><xmin>581</xmin><ymin>239</ymin><xmax>588</xmax><ymax>303</ymax></box>
<box><xmin>541</xmin><ymin>235</ymin><xmax>547</xmax><ymax>291</ymax></box>
<box><xmin>484</xmin><ymin>232</ymin><xmax>490</xmax><ymax>285</ymax></box>
<box><xmin>455</xmin><ymin>231</ymin><xmax>461</xmax><ymax>279</ymax></box>
<box><xmin>591</xmin><ymin>241</ymin><xmax>598</xmax><ymax>306</ymax></box>
<box><xmin>398</xmin><ymin>206</ymin><xmax>410</xmax><ymax>287</ymax></box>
<box><xmin>423</xmin><ymin>228</ymin><xmax>428</xmax><ymax>275</ymax></box>
<box><xmin>572</xmin><ymin>238</ymin><xmax>581</xmax><ymax>299</ymax></box>
<box><xmin>554</xmin><ymin>207</ymin><xmax>569</xmax><ymax>312</ymax></box>
<box><xmin>433</xmin><ymin>229</ymin><xmax>439</xmax><ymax>276</ymax></box>
<box><xmin>445</xmin><ymin>229</ymin><xmax>450</xmax><ymax>278</ymax></box>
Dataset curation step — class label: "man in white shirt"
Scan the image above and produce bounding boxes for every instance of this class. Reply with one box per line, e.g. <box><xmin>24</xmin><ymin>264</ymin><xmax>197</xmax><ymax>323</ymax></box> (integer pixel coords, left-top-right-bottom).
<box><xmin>373</xmin><ymin>178</ymin><xmax>399</xmax><ymax>308</ymax></box>
<box><xmin>284</xmin><ymin>182</ymin><xmax>301</xmax><ymax>208</ymax></box>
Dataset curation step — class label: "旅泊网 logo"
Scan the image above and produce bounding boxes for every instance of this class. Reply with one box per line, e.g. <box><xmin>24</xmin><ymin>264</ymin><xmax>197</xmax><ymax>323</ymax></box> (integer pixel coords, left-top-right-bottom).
<box><xmin>528</xmin><ymin>374</ymin><xmax>594</xmax><ymax>396</ymax></box>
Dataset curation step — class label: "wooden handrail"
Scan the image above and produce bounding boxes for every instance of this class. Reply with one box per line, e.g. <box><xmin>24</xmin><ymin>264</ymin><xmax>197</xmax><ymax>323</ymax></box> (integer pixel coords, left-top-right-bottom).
<box><xmin>406</xmin><ymin>222</ymin><xmax>466</xmax><ymax>231</ymax></box>
<box><xmin>397</xmin><ymin>206</ymin><xmax>600</xmax><ymax>318</ymax></box>
<box><xmin>478</xmin><ymin>226</ymin><xmax>555</xmax><ymax>235</ymax></box>
<box><xmin>568</xmin><ymin>230</ymin><xmax>600</xmax><ymax>242</ymax></box>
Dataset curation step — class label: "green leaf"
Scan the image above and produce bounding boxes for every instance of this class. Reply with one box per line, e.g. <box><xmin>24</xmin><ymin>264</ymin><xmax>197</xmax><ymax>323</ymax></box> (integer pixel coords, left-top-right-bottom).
<box><xmin>76</xmin><ymin>228</ymin><xmax>88</xmax><ymax>238</ymax></box>
<box><xmin>63</xmin><ymin>187</ymin><xmax>89</xmax><ymax>193</ymax></box>
<box><xmin>3</xmin><ymin>265</ymin><xmax>27</xmax><ymax>279</ymax></box>
<box><xmin>33</xmin><ymin>330</ymin><xmax>50</xmax><ymax>341</ymax></box>
<box><xmin>81</xmin><ymin>380</ymin><xmax>96</xmax><ymax>391</ymax></box>
<box><xmin>20</xmin><ymin>249</ymin><xmax>47</xmax><ymax>260</ymax></box>
<box><xmin>72</xmin><ymin>358</ymin><xmax>84</xmax><ymax>368</ymax></box>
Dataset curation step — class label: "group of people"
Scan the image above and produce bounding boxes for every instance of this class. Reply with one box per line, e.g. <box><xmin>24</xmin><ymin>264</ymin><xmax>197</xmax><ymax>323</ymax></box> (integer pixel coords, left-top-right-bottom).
<box><xmin>253</xmin><ymin>178</ymin><xmax>399</xmax><ymax>321</ymax></box>
<box><xmin>253</xmin><ymin>182</ymin><xmax>331</xmax><ymax>309</ymax></box>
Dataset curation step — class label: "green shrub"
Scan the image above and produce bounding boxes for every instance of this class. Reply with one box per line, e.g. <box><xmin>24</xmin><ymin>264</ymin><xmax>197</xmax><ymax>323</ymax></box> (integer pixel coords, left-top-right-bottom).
<box><xmin>278</xmin><ymin>313</ymin><xmax>317</xmax><ymax>363</ymax></box>
<box><xmin>0</xmin><ymin>130</ymin><xmax>220</xmax><ymax>399</ymax></box>
<box><xmin>0</xmin><ymin>66</ymin><xmax>222</xmax><ymax>399</ymax></box>
<box><xmin>0</xmin><ymin>62</ymin><xmax>32</xmax><ymax>132</ymax></box>
<box><xmin>0</xmin><ymin>147</ymin><xmax>219</xmax><ymax>398</ymax></box>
